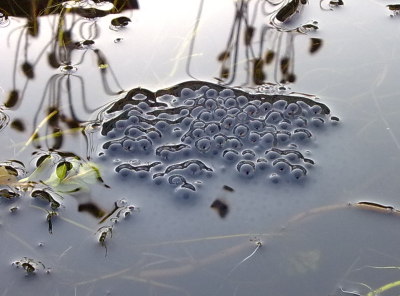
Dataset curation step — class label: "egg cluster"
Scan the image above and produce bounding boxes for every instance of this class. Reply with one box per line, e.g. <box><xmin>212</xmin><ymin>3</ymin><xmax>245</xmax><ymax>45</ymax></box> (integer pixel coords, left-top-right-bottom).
<box><xmin>95</xmin><ymin>81</ymin><xmax>336</xmax><ymax>195</ymax></box>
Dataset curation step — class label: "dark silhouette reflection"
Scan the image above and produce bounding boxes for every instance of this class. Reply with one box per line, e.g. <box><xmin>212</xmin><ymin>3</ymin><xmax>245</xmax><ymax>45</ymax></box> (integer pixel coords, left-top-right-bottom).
<box><xmin>187</xmin><ymin>0</ymin><xmax>324</xmax><ymax>86</ymax></box>
<box><xmin>2</xmin><ymin>0</ymin><xmax>138</xmax><ymax>150</ymax></box>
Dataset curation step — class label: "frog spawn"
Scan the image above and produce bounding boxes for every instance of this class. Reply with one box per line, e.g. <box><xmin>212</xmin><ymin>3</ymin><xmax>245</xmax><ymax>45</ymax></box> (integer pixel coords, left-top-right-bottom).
<box><xmin>93</xmin><ymin>81</ymin><xmax>335</xmax><ymax>196</ymax></box>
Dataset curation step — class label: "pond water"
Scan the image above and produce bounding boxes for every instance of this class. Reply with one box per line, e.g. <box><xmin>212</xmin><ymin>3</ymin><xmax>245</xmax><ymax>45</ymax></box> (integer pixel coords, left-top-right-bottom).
<box><xmin>1</xmin><ymin>0</ymin><xmax>400</xmax><ymax>295</ymax></box>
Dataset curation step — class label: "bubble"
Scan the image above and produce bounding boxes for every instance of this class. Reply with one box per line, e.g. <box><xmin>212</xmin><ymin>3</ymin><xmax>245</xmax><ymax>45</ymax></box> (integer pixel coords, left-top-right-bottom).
<box><xmin>223</xmin><ymin>149</ymin><xmax>239</xmax><ymax>162</ymax></box>
<box><xmin>233</xmin><ymin>124</ymin><xmax>249</xmax><ymax>138</ymax></box>
<box><xmin>273</xmin><ymin>159</ymin><xmax>291</xmax><ymax>174</ymax></box>
<box><xmin>265</xmin><ymin>111</ymin><xmax>283</xmax><ymax>124</ymax></box>
<box><xmin>236</xmin><ymin>161</ymin><xmax>256</xmax><ymax>178</ymax></box>
<box><xmin>273</xmin><ymin>100</ymin><xmax>287</xmax><ymax>110</ymax></box>
<box><xmin>195</xmin><ymin>137</ymin><xmax>211</xmax><ymax>153</ymax></box>
<box><xmin>205</xmin><ymin>123</ymin><xmax>220</xmax><ymax>135</ymax></box>
<box><xmin>236</xmin><ymin>95</ymin><xmax>248</xmax><ymax>106</ymax></box>
<box><xmin>205</xmin><ymin>89</ymin><xmax>218</xmax><ymax>99</ymax></box>
<box><xmin>225</xmin><ymin>98</ymin><xmax>237</xmax><ymax>108</ymax></box>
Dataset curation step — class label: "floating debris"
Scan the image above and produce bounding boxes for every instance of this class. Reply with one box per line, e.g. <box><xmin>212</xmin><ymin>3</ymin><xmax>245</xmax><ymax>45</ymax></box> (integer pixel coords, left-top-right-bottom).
<box><xmin>12</xmin><ymin>257</ymin><xmax>47</xmax><ymax>275</ymax></box>
<box><xmin>90</xmin><ymin>81</ymin><xmax>336</xmax><ymax>196</ymax></box>
<box><xmin>211</xmin><ymin>198</ymin><xmax>229</xmax><ymax>218</ymax></box>
<box><xmin>387</xmin><ymin>4</ymin><xmax>400</xmax><ymax>16</ymax></box>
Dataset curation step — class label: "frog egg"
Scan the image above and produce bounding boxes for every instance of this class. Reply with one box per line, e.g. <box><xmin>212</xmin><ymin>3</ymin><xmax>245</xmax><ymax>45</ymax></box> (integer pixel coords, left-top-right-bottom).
<box><xmin>127</xmin><ymin>115</ymin><xmax>140</xmax><ymax>125</ymax></box>
<box><xmin>221</xmin><ymin>116</ymin><xmax>236</xmax><ymax>130</ymax></box>
<box><xmin>187</xmin><ymin>162</ymin><xmax>203</xmax><ymax>176</ymax></box>
<box><xmin>273</xmin><ymin>159</ymin><xmax>291</xmax><ymax>174</ymax></box>
<box><xmin>293</xmin><ymin>117</ymin><xmax>307</xmax><ymax>127</ymax></box>
<box><xmin>172</xmin><ymin>128</ymin><xmax>182</xmax><ymax>138</ymax></box>
<box><xmin>116</xmin><ymin>119</ymin><xmax>128</xmax><ymax>130</ymax></box>
<box><xmin>265</xmin><ymin>111</ymin><xmax>283</xmax><ymax>124</ymax></box>
<box><xmin>181</xmin><ymin>117</ymin><xmax>193</xmax><ymax>128</ymax></box>
<box><xmin>290</xmin><ymin>166</ymin><xmax>306</xmax><ymax>180</ymax></box>
<box><xmin>195</xmin><ymin>137</ymin><xmax>212</xmax><ymax>153</ymax></box>
<box><xmin>126</xmin><ymin>127</ymin><xmax>143</xmax><ymax>137</ymax></box>
<box><xmin>260</xmin><ymin>133</ymin><xmax>276</xmax><ymax>147</ymax></box>
<box><xmin>205</xmin><ymin>89</ymin><xmax>218</xmax><ymax>99</ymax></box>
<box><xmin>244</xmin><ymin>104</ymin><xmax>258</xmax><ymax>117</ymax></box>
<box><xmin>155</xmin><ymin>120</ymin><xmax>170</xmax><ymax>132</ymax></box>
<box><xmin>118</xmin><ymin>167</ymin><xmax>132</xmax><ymax>178</ymax></box>
<box><xmin>259</xmin><ymin>102</ymin><xmax>272</xmax><ymax>114</ymax></box>
<box><xmin>181</xmin><ymin>88</ymin><xmax>196</xmax><ymax>99</ymax></box>
<box><xmin>285</xmin><ymin>152</ymin><xmax>300</xmax><ymax>163</ymax></box>
<box><xmin>248</xmin><ymin>132</ymin><xmax>260</xmax><ymax>144</ymax></box>
<box><xmin>107</xmin><ymin>130</ymin><xmax>117</xmax><ymax>138</ymax></box>
<box><xmin>292</xmin><ymin>129</ymin><xmax>312</xmax><ymax>143</ymax></box>
<box><xmin>122</xmin><ymin>139</ymin><xmax>136</xmax><ymax>151</ymax></box>
<box><xmin>175</xmin><ymin>187</ymin><xmax>195</xmax><ymax>201</ymax></box>
<box><xmin>219</xmin><ymin>88</ymin><xmax>234</xmax><ymax>98</ymax></box>
<box><xmin>179</xmin><ymin>109</ymin><xmax>190</xmax><ymax>116</ymax></box>
<box><xmin>268</xmin><ymin>173</ymin><xmax>281</xmax><ymax>184</ymax></box>
<box><xmin>265</xmin><ymin>150</ymin><xmax>280</xmax><ymax>161</ymax></box>
<box><xmin>205</xmin><ymin>123</ymin><xmax>220</xmax><ymax>135</ymax></box>
<box><xmin>236</xmin><ymin>161</ymin><xmax>256</xmax><ymax>178</ymax></box>
<box><xmin>236</xmin><ymin>95</ymin><xmax>248</xmax><ymax>106</ymax></box>
<box><xmin>214</xmin><ymin>134</ymin><xmax>227</xmax><ymax>148</ymax></box>
<box><xmin>223</xmin><ymin>149</ymin><xmax>239</xmax><ymax>162</ymax></box>
<box><xmin>277</xmin><ymin>132</ymin><xmax>290</xmax><ymax>145</ymax></box>
<box><xmin>228</xmin><ymin>138</ymin><xmax>243</xmax><ymax>149</ymax></box>
<box><xmin>256</xmin><ymin>159</ymin><xmax>269</xmax><ymax>170</ymax></box>
<box><xmin>153</xmin><ymin>175</ymin><xmax>165</xmax><ymax>186</ymax></box>
<box><xmin>147</xmin><ymin>130</ymin><xmax>162</xmax><ymax>140</ymax></box>
<box><xmin>199</xmin><ymin>110</ymin><xmax>213</xmax><ymax>121</ymax></box>
<box><xmin>249</xmin><ymin>120</ymin><xmax>264</xmax><ymax>131</ymax></box>
<box><xmin>138</xmin><ymin>101</ymin><xmax>150</xmax><ymax>111</ymax></box>
<box><xmin>192</xmin><ymin>128</ymin><xmax>205</xmax><ymax>138</ymax></box>
<box><xmin>310</xmin><ymin>105</ymin><xmax>322</xmax><ymax>115</ymax></box>
<box><xmin>285</xmin><ymin>103</ymin><xmax>300</xmax><ymax>115</ymax></box>
<box><xmin>310</xmin><ymin>117</ymin><xmax>324</xmax><ymax>128</ymax></box>
<box><xmin>233</xmin><ymin>124</ymin><xmax>249</xmax><ymax>138</ymax></box>
<box><xmin>204</xmin><ymin>98</ymin><xmax>217</xmax><ymax>110</ymax></box>
<box><xmin>213</xmin><ymin>108</ymin><xmax>227</xmax><ymax>120</ymax></box>
<box><xmin>107</xmin><ymin>142</ymin><xmax>122</xmax><ymax>153</ymax></box>
<box><xmin>278</xmin><ymin>120</ymin><xmax>291</xmax><ymax>130</ymax></box>
<box><xmin>273</xmin><ymin>99</ymin><xmax>287</xmax><ymax>110</ymax></box>
<box><xmin>225</xmin><ymin>97</ymin><xmax>237</xmax><ymax>108</ymax></box>
<box><xmin>137</xmin><ymin>138</ymin><xmax>152</xmax><ymax>153</ymax></box>
<box><xmin>242</xmin><ymin>149</ymin><xmax>256</xmax><ymax>160</ymax></box>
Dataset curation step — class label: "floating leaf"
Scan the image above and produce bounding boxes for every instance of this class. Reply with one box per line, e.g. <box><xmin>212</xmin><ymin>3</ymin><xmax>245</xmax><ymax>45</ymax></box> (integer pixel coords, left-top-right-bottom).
<box><xmin>56</xmin><ymin>161</ymin><xmax>72</xmax><ymax>180</ymax></box>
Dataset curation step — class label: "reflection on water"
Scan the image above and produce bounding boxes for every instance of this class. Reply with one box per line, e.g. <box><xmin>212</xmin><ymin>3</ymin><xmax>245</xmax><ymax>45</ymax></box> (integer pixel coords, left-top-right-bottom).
<box><xmin>0</xmin><ymin>0</ymin><xmax>400</xmax><ymax>295</ymax></box>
